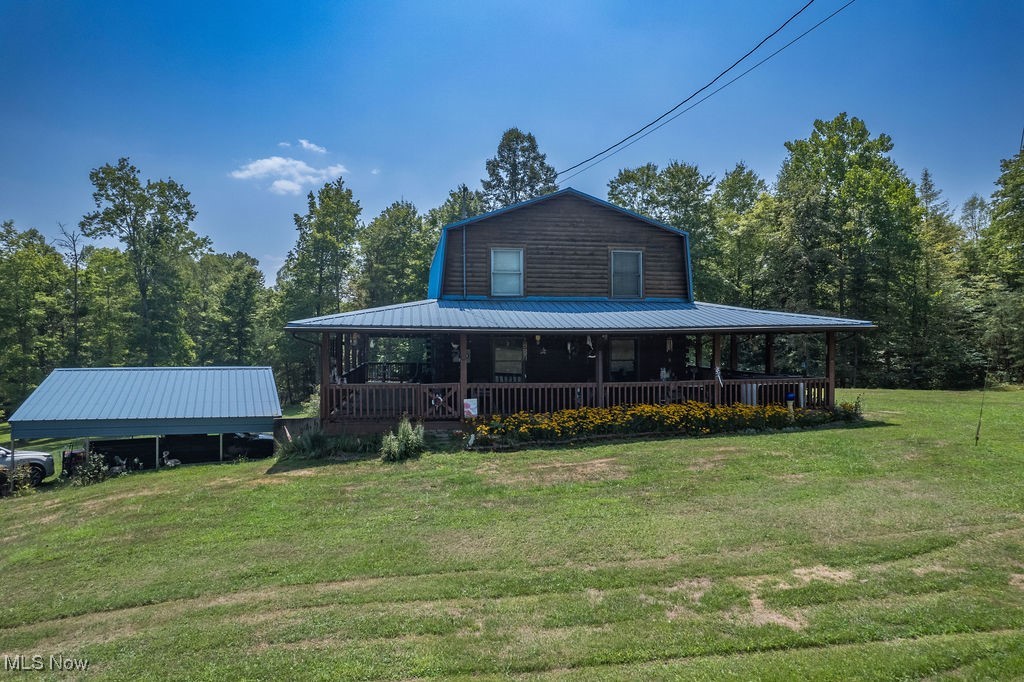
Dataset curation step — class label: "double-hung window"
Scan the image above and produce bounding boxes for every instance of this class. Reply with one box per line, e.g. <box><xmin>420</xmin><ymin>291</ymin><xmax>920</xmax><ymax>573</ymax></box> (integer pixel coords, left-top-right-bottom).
<box><xmin>491</xmin><ymin>248</ymin><xmax>523</xmax><ymax>297</ymax></box>
<box><xmin>611</xmin><ymin>250</ymin><xmax>642</xmax><ymax>298</ymax></box>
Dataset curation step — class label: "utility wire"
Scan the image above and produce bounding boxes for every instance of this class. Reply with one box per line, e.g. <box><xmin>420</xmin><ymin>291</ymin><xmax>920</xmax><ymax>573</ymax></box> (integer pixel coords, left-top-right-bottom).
<box><xmin>556</xmin><ymin>0</ymin><xmax>817</xmax><ymax>177</ymax></box>
<box><xmin>558</xmin><ymin>0</ymin><xmax>858</xmax><ymax>185</ymax></box>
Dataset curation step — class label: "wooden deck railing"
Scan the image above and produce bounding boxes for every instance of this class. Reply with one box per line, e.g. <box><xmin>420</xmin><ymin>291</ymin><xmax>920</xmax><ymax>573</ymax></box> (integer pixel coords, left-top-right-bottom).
<box><xmin>325</xmin><ymin>376</ymin><xmax>830</xmax><ymax>421</ymax></box>
<box><xmin>467</xmin><ymin>383</ymin><xmax>599</xmax><ymax>416</ymax></box>
<box><xmin>326</xmin><ymin>382</ymin><xmax>461</xmax><ymax>420</ymax></box>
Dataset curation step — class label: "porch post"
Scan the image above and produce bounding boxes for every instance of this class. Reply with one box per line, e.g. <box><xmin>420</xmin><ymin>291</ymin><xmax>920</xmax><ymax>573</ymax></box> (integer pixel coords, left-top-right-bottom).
<box><xmin>459</xmin><ymin>333</ymin><xmax>468</xmax><ymax>423</ymax></box>
<box><xmin>695</xmin><ymin>334</ymin><xmax>703</xmax><ymax>367</ymax></box>
<box><xmin>595</xmin><ymin>347</ymin><xmax>604</xmax><ymax>408</ymax></box>
<box><xmin>711</xmin><ymin>333</ymin><xmax>722</xmax><ymax>406</ymax></box>
<box><xmin>729</xmin><ymin>334</ymin><xmax>739</xmax><ymax>371</ymax></box>
<box><xmin>826</xmin><ymin>331</ymin><xmax>836</xmax><ymax>407</ymax></box>
<box><xmin>764</xmin><ymin>333</ymin><xmax>775</xmax><ymax>375</ymax></box>
<box><xmin>320</xmin><ymin>332</ymin><xmax>330</xmax><ymax>423</ymax></box>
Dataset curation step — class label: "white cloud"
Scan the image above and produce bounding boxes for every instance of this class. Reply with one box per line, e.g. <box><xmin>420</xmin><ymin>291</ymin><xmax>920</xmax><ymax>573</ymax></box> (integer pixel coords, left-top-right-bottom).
<box><xmin>277</xmin><ymin>141</ymin><xmax>291</xmax><ymax>148</ymax></box>
<box><xmin>230</xmin><ymin>156</ymin><xmax>347</xmax><ymax>195</ymax></box>
<box><xmin>370</xmin><ymin>168</ymin><xmax>381</xmax><ymax>175</ymax></box>
<box><xmin>269</xmin><ymin>179</ymin><xmax>303</xmax><ymax>195</ymax></box>
<box><xmin>298</xmin><ymin>139</ymin><xmax>327</xmax><ymax>153</ymax></box>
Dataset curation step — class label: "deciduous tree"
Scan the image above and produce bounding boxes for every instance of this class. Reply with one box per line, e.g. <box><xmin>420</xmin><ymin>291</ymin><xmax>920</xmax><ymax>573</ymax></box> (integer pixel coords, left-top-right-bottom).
<box><xmin>482</xmin><ymin>128</ymin><xmax>558</xmax><ymax>208</ymax></box>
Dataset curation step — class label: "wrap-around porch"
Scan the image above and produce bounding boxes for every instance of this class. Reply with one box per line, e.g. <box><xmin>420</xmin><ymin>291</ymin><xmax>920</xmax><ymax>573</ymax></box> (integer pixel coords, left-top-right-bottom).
<box><xmin>317</xmin><ymin>330</ymin><xmax>837</xmax><ymax>425</ymax></box>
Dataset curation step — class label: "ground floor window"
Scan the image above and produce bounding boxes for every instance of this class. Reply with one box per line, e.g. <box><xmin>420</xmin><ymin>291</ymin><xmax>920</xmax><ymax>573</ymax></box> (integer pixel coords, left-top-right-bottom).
<box><xmin>609</xmin><ymin>338</ymin><xmax>637</xmax><ymax>381</ymax></box>
<box><xmin>493</xmin><ymin>338</ymin><xmax>526</xmax><ymax>382</ymax></box>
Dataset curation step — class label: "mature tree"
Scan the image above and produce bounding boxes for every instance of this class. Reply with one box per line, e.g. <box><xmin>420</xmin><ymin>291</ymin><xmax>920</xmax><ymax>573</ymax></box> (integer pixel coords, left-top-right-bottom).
<box><xmin>55</xmin><ymin>224</ymin><xmax>86</xmax><ymax>365</ymax></box>
<box><xmin>607</xmin><ymin>163</ymin><xmax>661</xmax><ymax>218</ymax></box>
<box><xmin>426</xmin><ymin>184</ymin><xmax>488</xmax><ymax>231</ymax></box>
<box><xmin>79</xmin><ymin>246</ymin><xmax>136</xmax><ymax>367</ymax></box>
<box><xmin>711</xmin><ymin>163</ymin><xmax>768</xmax><ymax>306</ymax></box>
<box><xmin>763</xmin><ymin>114</ymin><xmax>925</xmax><ymax>387</ymax></box>
<box><xmin>274</xmin><ymin>177</ymin><xmax>362</xmax><ymax>401</ymax></box>
<box><xmin>356</xmin><ymin>201</ymin><xmax>435</xmax><ymax>307</ymax></box>
<box><xmin>984</xmin><ymin>150</ymin><xmax>1024</xmax><ymax>288</ymax></box>
<box><xmin>973</xmin><ymin>150</ymin><xmax>1024</xmax><ymax>383</ymax></box>
<box><xmin>481</xmin><ymin>128</ymin><xmax>558</xmax><ymax>208</ymax></box>
<box><xmin>0</xmin><ymin>221</ymin><xmax>68</xmax><ymax>409</ymax></box>
<box><xmin>607</xmin><ymin>161</ymin><xmax>719</xmax><ymax>299</ymax></box>
<box><xmin>279</xmin><ymin>178</ymin><xmax>361</xmax><ymax>319</ymax></box>
<box><xmin>218</xmin><ymin>253</ymin><xmax>266</xmax><ymax>365</ymax></box>
<box><xmin>79</xmin><ymin>158</ymin><xmax>207</xmax><ymax>364</ymax></box>
<box><xmin>960</xmin><ymin>193</ymin><xmax>990</xmax><ymax>243</ymax></box>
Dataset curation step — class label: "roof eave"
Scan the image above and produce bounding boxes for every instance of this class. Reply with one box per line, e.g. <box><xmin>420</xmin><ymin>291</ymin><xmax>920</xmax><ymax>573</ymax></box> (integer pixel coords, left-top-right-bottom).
<box><xmin>284</xmin><ymin>323</ymin><xmax>876</xmax><ymax>334</ymax></box>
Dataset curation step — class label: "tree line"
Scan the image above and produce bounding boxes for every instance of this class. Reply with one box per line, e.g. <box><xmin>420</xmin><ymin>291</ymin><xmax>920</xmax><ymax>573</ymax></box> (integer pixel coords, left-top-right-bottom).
<box><xmin>1</xmin><ymin>116</ymin><xmax>1021</xmax><ymax>413</ymax></box>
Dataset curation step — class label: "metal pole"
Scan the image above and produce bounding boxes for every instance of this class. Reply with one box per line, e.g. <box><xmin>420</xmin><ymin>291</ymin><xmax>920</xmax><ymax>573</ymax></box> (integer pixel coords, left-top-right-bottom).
<box><xmin>155</xmin><ymin>435</ymin><xmax>160</xmax><ymax>470</ymax></box>
<box><xmin>7</xmin><ymin>433</ymin><xmax>14</xmax><ymax>494</ymax></box>
<box><xmin>219</xmin><ymin>433</ymin><xmax>224</xmax><ymax>462</ymax></box>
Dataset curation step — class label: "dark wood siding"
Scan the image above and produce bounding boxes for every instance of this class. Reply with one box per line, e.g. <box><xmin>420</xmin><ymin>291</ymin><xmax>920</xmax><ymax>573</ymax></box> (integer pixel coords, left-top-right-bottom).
<box><xmin>441</xmin><ymin>193</ymin><xmax>689</xmax><ymax>299</ymax></box>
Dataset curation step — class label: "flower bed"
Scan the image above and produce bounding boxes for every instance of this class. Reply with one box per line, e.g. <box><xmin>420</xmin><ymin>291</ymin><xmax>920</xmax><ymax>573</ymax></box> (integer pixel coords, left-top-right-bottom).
<box><xmin>469</xmin><ymin>400</ymin><xmax>858</xmax><ymax>447</ymax></box>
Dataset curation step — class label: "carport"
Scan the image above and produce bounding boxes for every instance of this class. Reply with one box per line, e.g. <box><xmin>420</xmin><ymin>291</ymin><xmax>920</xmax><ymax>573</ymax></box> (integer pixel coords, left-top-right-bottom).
<box><xmin>7</xmin><ymin>367</ymin><xmax>282</xmax><ymax>468</ymax></box>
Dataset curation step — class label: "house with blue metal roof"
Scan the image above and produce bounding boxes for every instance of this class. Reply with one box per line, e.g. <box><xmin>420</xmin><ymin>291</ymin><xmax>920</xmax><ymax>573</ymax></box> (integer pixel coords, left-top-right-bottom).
<box><xmin>285</xmin><ymin>188</ymin><xmax>873</xmax><ymax>428</ymax></box>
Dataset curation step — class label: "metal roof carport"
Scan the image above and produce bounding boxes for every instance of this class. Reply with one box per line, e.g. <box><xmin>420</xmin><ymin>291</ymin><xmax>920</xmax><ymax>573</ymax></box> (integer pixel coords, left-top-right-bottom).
<box><xmin>8</xmin><ymin>367</ymin><xmax>282</xmax><ymax>441</ymax></box>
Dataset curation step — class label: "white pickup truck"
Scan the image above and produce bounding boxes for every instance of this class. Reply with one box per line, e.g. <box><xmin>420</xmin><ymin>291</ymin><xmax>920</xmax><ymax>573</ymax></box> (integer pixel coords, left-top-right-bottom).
<box><xmin>0</xmin><ymin>446</ymin><xmax>55</xmax><ymax>486</ymax></box>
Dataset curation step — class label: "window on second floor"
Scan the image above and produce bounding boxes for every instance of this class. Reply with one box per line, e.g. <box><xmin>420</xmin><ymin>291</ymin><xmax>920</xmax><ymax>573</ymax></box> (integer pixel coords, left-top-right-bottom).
<box><xmin>491</xmin><ymin>248</ymin><xmax>523</xmax><ymax>297</ymax></box>
<box><xmin>611</xmin><ymin>250</ymin><xmax>643</xmax><ymax>298</ymax></box>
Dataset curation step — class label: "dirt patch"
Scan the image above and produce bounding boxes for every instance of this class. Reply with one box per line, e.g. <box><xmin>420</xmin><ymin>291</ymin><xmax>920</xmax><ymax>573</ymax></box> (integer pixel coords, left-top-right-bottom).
<box><xmin>687</xmin><ymin>454</ymin><xmax>727</xmax><ymax>472</ymax></box>
<box><xmin>731</xmin><ymin>576</ymin><xmax>807</xmax><ymax>631</ymax></box>
<box><xmin>789</xmin><ymin>565</ymin><xmax>854</xmax><ymax>586</ymax></box>
<box><xmin>666</xmin><ymin>577</ymin><xmax>712</xmax><ymax>603</ymax></box>
<box><xmin>80</xmin><ymin>489</ymin><xmax>162</xmax><ymax>511</ymax></box>
<box><xmin>1010</xmin><ymin>574</ymin><xmax>1024</xmax><ymax>591</ymax></box>
<box><xmin>280</xmin><ymin>468</ymin><xmax>318</xmax><ymax>477</ymax></box>
<box><xmin>665</xmin><ymin>604</ymin><xmax>695</xmax><ymax>621</ymax></box>
<box><xmin>585</xmin><ymin>588</ymin><xmax>604</xmax><ymax>605</ymax></box>
<box><xmin>745</xmin><ymin>593</ymin><xmax>806</xmax><ymax>630</ymax></box>
<box><xmin>478</xmin><ymin>457</ymin><xmax>627</xmax><ymax>485</ymax></box>
<box><xmin>249</xmin><ymin>477</ymin><xmax>290</xmax><ymax>486</ymax></box>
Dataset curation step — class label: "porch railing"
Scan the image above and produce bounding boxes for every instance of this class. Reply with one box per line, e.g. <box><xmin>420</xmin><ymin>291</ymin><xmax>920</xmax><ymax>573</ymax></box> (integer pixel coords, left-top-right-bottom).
<box><xmin>467</xmin><ymin>383</ymin><xmax>599</xmax><ymax>416</ymax></box>
<box><xmin>326</xmin><ymin>382</ymin><xmax>461</xmax><ymax>420</ymax></box>
<box><xmin>325</xmin><ymin>376</ymin><xmax>829</xmax><ymax>421</ymax></box>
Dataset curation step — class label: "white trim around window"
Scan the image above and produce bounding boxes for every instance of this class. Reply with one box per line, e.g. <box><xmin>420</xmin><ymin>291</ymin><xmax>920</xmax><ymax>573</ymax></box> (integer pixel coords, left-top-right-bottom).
<box><xmin>491</xmin><ymin>248</ymin><xmax>524</xmax><ymax>297</ymax></box>
<box><xmin>611</xmin><ymin>249</ymin><xmax>643</xmax><ymax>298</ymax></box>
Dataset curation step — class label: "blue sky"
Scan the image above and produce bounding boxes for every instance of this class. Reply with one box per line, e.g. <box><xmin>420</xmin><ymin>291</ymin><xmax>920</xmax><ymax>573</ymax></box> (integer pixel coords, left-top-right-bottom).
<box><xmin>2</xmin><ymin>0</ymin><xmax>1022</xmax><ymax>278</ymax></box>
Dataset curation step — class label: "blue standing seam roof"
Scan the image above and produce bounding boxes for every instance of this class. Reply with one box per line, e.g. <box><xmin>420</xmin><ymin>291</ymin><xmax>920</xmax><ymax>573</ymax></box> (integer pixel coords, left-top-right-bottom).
<box><xmin>286</xmin><ymin>299</ymin><xmax>875</xmax><ymax>333</ymax></box>
<box><xmin>8</xmin><ymin>367</ymin><xmax>282</xmax><ymax>440</ymax></box>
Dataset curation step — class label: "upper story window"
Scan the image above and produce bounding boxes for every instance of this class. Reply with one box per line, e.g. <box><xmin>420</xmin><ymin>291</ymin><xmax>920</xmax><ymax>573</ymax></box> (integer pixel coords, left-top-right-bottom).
<box><xmin>491</xmin><ymin>248</ymin><xmax>524</xmax><ymax>297</ymax></box>
<box><xmin>611</xmin><ymin>250</ymin><xmax>643</xmax><ymax>298</ymax></box>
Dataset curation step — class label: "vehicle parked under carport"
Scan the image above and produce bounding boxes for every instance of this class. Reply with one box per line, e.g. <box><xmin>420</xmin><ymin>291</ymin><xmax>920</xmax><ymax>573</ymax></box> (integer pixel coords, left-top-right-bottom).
<box><xmin>0</xmin><ymin>446</ymin><xmax>55</xmax><ymax>486</ymax></box>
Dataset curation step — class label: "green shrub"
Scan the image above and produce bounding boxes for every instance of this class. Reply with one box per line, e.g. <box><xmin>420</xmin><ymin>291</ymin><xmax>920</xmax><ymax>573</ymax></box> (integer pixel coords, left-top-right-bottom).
<box><xmin>832</xmin><ymin>395</ymin><xmax>864</xmax><ymax>422</ymax></box>
<box><xmin>380</xmin><ymin>417</ymin><xmax>425</xmax><ymax>462</ymax></box>
<box><xmin>71</xmin><ymin>452</ymin><xmax>110</xmax><ymax>486</ymax></box>
<box><xmin>0</xmin><ymin>463</ymin><xmax>38</xmax><ymax>497</ymax></box>
<box><xmin>277</xmin><ymin>429</ymin><xmax>381</xmax><ymax>461</ymax></box>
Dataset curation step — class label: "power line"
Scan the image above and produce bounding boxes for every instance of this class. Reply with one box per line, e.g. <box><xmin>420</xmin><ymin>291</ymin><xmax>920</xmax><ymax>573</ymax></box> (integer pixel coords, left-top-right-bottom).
<box><xmin>557</xmin><ymin>0</ymin><xmax>858</xmax><ymax>185</ymax></box>
<box><xmin>556</xmin><ymin>0</ymin><xmax>817</xmax><ymax>177</ymax></box>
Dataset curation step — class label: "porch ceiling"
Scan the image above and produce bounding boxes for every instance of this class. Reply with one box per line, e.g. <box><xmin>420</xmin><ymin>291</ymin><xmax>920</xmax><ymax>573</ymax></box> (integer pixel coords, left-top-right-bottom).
<box><xmin>286</xmin><ymin>299</ymin><xmax>875</xmax><ymax>335</ymax></box>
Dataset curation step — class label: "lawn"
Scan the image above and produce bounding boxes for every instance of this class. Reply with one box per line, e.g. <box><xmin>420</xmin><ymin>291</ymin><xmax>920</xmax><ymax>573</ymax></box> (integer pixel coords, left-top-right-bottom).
<box><xmin>1</xmin><ymin>388</ymin><xmax>1022</xmax><ymax>680</ymax></box>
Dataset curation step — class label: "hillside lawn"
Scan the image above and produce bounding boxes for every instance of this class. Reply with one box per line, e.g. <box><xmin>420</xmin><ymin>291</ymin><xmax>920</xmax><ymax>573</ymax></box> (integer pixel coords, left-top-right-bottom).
<box><xmin>1</xmin><ymin>388</ymin><xmax>1023</xmax><ymax>680</ymax></box>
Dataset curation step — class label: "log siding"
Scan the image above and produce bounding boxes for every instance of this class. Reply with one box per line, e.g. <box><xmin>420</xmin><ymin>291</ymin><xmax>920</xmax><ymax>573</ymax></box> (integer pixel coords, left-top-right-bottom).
<box><xmin>442</xmin><ymin>193</ymin><xmax>689</xmax><ymax>299</ymax></box>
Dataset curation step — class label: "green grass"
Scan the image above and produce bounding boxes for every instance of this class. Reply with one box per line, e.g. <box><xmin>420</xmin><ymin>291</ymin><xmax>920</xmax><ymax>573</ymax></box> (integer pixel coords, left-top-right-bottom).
<box><xmin>1</xmin><ymin>388</ymin><xmax>1023</xmax><ymax>680</ymax></box>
